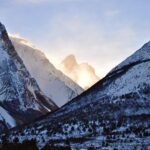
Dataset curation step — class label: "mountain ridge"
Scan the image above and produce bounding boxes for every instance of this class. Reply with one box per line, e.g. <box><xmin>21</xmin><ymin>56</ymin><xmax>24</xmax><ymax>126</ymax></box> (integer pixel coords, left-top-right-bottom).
<box><xmin>10</xmin><ymin>36</ymin><xmax>83</xmax><ymax>106</ymax></box>
<box><xmin>3</xmin><ymin>33</ymin><xmax>150</xmax><ymax>149</ymax></box>
<box><xmin>0</xmin><ymin>22</ymin><xmax>58</xmax><ymax>132</ymax></box>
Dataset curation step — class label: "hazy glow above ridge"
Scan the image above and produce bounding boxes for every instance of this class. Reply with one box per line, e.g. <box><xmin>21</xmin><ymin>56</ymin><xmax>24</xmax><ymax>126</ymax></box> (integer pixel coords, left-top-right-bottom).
<box><xmin>2</xmin><ymin>0</ymin><xmax>150</xmax><ymax>79</ymax></box>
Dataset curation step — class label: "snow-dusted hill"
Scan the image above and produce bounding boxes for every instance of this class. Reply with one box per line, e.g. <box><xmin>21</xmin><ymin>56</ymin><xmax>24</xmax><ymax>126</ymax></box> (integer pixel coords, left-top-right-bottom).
<box><xmin>6</xmin><ymin>41</ymin><xmax>150</xmax><ymax>149</ymax></box>
<box><xmin>10</xmin><ymin>37</ymin><xmax>83</xmax><ymax>106</ymax></box>
<box><xmin>0</xmin><ymin>22</ymin><xmax>58</xmax><ymax>132</ymax></box>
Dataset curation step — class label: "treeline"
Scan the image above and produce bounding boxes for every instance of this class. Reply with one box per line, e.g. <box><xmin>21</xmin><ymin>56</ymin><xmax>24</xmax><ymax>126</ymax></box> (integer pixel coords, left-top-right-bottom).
<box><xmin>0</xmin><ymin>137</ymin><xmax>71</xmax><ymax>150</ymax></box>
<box><xmin>0</xmin><ymin>137</ymin><xmax>96</xmax><ymax>150</ymax></box>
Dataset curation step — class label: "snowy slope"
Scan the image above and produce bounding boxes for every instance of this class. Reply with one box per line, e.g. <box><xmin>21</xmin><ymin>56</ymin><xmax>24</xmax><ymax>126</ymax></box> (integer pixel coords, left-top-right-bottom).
<box><xmin>10</xmin><ymin>37</ymin><xmax>83</xmax><ymax>106</ymax></box>
<box><xmin>7</xmin><ymin>41</ymin><xmax>150</xmax><ymax>149</ymax></box>
<box><xmin>0</xmin><ymin>106</ymin><xmax>16</xmax><ymax>128</ymax></box>
<box><xmin>0</xmin><ymin>22</ymin><xmax>58</xmax><ymax>132</ymax></box>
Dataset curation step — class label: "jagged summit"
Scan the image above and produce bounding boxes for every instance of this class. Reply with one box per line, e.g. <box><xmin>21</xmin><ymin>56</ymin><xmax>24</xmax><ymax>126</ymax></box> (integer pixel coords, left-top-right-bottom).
<box><xmin>63</xmin><ymin>54</ymin><xmax>76</xmax><ymax>62</ymax></box>
<box><xmin>59</xmin><ymin>54</ymin><xmax>100</xmax><ymax>89</ymax></box>
<box><xmin>61</xmin><ymin>54</ymin><xmax>77</xmax><ymax>70</ymax></box>
<box><xmin>0</xmin><ymin>22</ymin><xmax>5</xmax><ymax>32</ymax></box>
<box><xmin>64</xmin><ymin>54</ymin><xmax>76</xmax><ymax>61</ymax></box>
<box><xmin>0</xmin><ymin>22</ymin><xmax>30</xmax><ymax>79</ymax></box>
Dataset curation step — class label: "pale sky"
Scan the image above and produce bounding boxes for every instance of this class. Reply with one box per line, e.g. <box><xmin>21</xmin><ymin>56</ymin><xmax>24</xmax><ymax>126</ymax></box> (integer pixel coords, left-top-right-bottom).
<box><xmin>0</xmin><ymin>0</ymin><xmax>150</xmax><ymax>77</ymax></box>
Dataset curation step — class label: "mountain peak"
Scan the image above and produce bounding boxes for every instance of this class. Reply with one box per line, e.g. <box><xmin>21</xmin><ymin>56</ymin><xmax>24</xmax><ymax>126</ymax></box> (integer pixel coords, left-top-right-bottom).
<box><xmin>61</xmin><ymin>54</ymin><xmax>77</xmax><ymax>70</ymax></box>
<box><xmin>59</xmin><ymin>54</ymin><xmax>100</xmax><ymax>89</ymax></box>
<box><xmin>62</xmin><ymin>54</ymin><xmax>77</xmax><ymax>65</ymax></box>
<box><xmin>65</xmin><ymin>54</ymin><xmax>76</xmax><ymax>60</ymax></box>
<box><xmin>0</xmin><ymin>22</ymin><xmax>5</xmax><ymax>32</ymax></box>
<box><xmin>0</xmin><ymin>23</ymin><xmax>8</xmax><ymax>42</ymax></box>
<box><xmin>0</xmin><ymin>22</ymin><xmax>58</xmax><ymax>131</ymax></box>
<box><xmin>109</xmin><ymin>41</ymin><xmax>150</xmax><ymax>74</ymax></box>
<box><xmin>127</xmin><ymin>41</ymin><xmax>150</xmax><ymax>59</ymax></box>
<box><xmin>142</xmin><ymin>40</ymin><xmax>150</xmax><ymax>48</ymax></box>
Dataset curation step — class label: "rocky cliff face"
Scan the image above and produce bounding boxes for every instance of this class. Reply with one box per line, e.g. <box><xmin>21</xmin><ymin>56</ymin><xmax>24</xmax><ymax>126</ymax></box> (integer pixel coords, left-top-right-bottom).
<box><xmin>0</xmin><ymin>23</ymin><xmax>58</xmax><ymax>132</ymax></box>
<box><xmin>10</xmin><ymin>37</ymin><xmax>83</xmax><ymax>107</ymax></box>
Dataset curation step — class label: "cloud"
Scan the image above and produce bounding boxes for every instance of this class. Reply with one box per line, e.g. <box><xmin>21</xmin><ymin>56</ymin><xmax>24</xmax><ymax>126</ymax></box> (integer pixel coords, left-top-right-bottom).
<box><xmin>9</xmin><ymin>33</ymin><xmax>37</xmax><ymax>49</ymax></box>
<box><xmin>15</xmin><ymin>0</ymin><xmax>48</xmax><ymax>3</ymax></box>
<box><xmin>105</xmin><ymin>10</ymin><xmax>120</xmax><ymax>17</ymax></box>
<box><xmin>9</xmin><ymin>33</ymin><xmax>21</xmax><ymax>38</ymax></box>
<box><xmin>14</xmin><ymin>0</ymin><xmax>82</xmax><ymax>4</ymax></box>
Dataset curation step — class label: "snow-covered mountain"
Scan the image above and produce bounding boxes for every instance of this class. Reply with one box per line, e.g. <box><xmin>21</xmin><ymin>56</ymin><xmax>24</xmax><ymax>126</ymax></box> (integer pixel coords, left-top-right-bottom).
<box><xmin>7</xmin><ymin>41</ymin><xmax>150</xmax><ymax>149</ymax></box>
<box><xmin>10</xmin><ymin>37</ymin><xmax>83</xmax><ymax>107</ymax></box>
<box><xmin>59</xmin><ymin>54</ymin><xmax>100</xmax><ymax>89</ymax></box>
<box><xmin>0</xmin><ymin>22</ymin><xmax>58</xmax><ymax>132</ymax></box>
